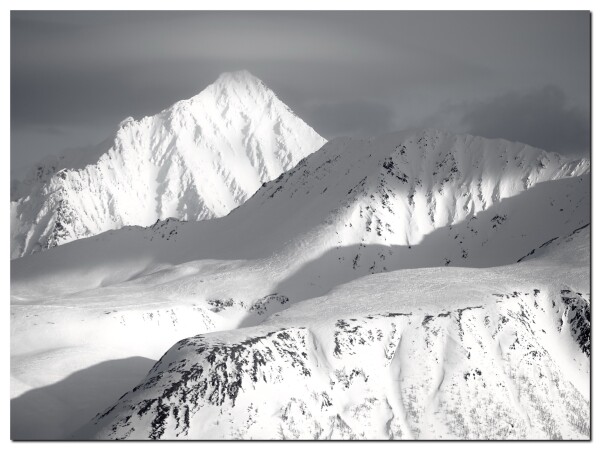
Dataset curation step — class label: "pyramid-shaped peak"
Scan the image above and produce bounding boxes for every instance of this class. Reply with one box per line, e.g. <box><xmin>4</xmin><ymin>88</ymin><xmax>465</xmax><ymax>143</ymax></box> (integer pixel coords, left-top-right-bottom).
<box><xmin>11</xmin><ymin>68</ymin><xmax>326</xmax><ymax>259</ymax></box>
<box><xmin>164</xmin><ymin>70</ymin><xmax>275</xmax><ymax>118</ymax></box>
<box><xmin>183</xmin><ymin>70</ymin><xmax>274</xmax><ymax>108</ymax></box>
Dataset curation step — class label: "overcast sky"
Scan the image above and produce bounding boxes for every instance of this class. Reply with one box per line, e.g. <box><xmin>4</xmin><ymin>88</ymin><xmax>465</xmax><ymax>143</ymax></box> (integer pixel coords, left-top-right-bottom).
<box><xmin>11</xmin><ymin>11</ymin><xmax>590</xmax><ymax>178</ymax></box>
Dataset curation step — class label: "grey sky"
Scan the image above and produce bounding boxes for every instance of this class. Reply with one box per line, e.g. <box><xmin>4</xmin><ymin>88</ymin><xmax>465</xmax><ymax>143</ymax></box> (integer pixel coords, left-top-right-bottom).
<box><xmin>11</xmin><ymin>11</ymin><xmax>590</xmax><ymax>178</ymax></box>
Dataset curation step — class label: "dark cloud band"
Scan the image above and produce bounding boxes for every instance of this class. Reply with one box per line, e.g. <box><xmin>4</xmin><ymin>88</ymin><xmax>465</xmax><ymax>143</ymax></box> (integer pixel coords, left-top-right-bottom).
<box><xmin>11</xmin><ymin>11</ymin><xmax>590</xmax><ymax>178</ymax></box>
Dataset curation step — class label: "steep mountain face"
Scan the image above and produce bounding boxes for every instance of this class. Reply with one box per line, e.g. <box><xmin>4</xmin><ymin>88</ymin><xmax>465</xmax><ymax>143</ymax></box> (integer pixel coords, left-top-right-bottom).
<box><xmin>240</xmin><ymin>129</ymin><xmax>588</xmax><ymax>254</ymax></box>
<box><xmin>79</xmin><ymin>224</ymin><xmax>590</xmax><ymax>440</ymax></box>
<box><xmin>10</xmin><ymin>70</ymin><xmax>326</xmax><ymax>259</ymax></box>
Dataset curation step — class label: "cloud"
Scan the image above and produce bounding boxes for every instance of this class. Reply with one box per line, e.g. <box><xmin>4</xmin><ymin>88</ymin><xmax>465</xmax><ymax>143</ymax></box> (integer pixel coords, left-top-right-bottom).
<box><xmin>11</xmin><ymin>123</ymin><xmax>67</xmax><ymax>136</ymax></box>
<box><xmin>421</xmin><ymin>86</ymin><xmax>590</xmax><ymax>156</ymax></box>
<box><xmin>10</xmin><ymin>11</ymin><xmax>590</xmax><ymax>174</ymax></box>
<box><xmin>307</xmin><ymin>101</ymin><xmax>395</xmax><ymax>139</ymax></box>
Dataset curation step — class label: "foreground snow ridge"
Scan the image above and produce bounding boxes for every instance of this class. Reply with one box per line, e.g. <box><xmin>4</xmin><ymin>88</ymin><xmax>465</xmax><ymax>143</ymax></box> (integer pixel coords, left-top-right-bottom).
<box><xmin>82</xmin><ymin>284</ymin><xmax>589</xmax><ymax>440</ymax></box>
<box><xmin>10</xmin><ymin>70</ymin><xmax>326</xmax><ymax>258</ymax></box>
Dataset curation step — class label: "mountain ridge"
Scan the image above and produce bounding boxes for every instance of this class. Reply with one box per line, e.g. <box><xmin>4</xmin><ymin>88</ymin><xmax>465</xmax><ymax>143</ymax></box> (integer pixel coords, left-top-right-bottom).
<box><xmin>77</xmin><ymin>224</ymin><xmax>590</xmax><ymax>439</ymax></box>
<box><xmin>11</xmin><ymin>127</ymin><xmax>590</xmax><ymax>440</ymax></box>
<box><xmin>13</xmin><ymin>131</ymin><xmax>589</xmax><ymax>306</ymax></box>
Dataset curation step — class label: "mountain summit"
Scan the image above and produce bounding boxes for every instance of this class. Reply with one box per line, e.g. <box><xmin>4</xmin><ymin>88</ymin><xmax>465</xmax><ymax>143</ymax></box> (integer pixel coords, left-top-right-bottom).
<box><xmin>10</xmin><ymin>71</ymin><xmax>326</xmax><ymax>259</ymax></box>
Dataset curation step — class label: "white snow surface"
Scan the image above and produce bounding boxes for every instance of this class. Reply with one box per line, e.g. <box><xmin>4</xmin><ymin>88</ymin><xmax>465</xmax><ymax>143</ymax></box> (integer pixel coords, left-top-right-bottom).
<box><xmin>10</xmin><ymin>70</ymin><xmax>326</xmax><ymax>259</ymax></box>
<box><xmin>10</xmin><ymin>129</ymin><xmax>590</xmax><ymax>440</ymax></box>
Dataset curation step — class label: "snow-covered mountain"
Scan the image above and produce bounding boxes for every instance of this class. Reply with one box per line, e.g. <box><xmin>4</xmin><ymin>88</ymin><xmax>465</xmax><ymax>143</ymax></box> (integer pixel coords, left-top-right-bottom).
<box><xmin>11</xmin><ymin>129</ymin><xmax>590</xmax><ymax>440</ymax></box>
<box><xmin>12</xmin><ymin>129</ymin><xmax>589</xmax><ymax>299</ymax></box>
<box><xmin>10</xmin><ymin>70</ymin><xmax>326</xmax><ymax>259</ymax></box>
<box><xmin>79</xmin><ymin>223</ymin><xmax>590</xmax><ymax>439</ymax></box>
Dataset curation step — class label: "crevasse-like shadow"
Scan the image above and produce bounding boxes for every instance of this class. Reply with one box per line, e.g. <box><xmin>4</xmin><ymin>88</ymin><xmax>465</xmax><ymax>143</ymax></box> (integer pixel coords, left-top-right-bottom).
<box><xmin>11</xmin><ymin>356</ymin><xmax>155</xmax><ymax>441</ymax></box>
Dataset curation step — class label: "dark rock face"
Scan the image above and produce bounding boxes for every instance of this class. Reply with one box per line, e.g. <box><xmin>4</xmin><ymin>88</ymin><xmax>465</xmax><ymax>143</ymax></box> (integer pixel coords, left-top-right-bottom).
<box><xmin>559</xmin><ymin>290</ymin><xmax>590</xmax><ymax>357</ymax></box>
<box><xmin>250</xmin><ymin>294</ymin><xmax>290</xmax><ymax>315</ymax></box>
<box><xmin>88</xmin><ymin>328</ymin><xmax>312</xmax><ymax>439</ymax></box>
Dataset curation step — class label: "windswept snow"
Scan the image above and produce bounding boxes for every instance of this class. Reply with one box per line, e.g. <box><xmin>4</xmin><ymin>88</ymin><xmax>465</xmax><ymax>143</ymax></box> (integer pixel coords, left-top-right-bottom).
<box><xmin>10</xmin><ymin>70</ymin><xmax>326</xmax><ymax>259</ymax></box>
<box><xmin>10</xmin><ymin>127</ymin><xmax>590</xmax><ymax>440</ymax></box>
<box><xmin>75</xmin><ymin>220</ymin><xmax>590</xmax><ymax>439</ymax></box>
<box><xmin>81</xmin><ymin>259</ymin><xmax>590</xmax><ymax>439</ymax></box>
<box><xmin>12</xmin><ymin>129</ymin><xmax>589</xmax><ymax>299</ymax></box>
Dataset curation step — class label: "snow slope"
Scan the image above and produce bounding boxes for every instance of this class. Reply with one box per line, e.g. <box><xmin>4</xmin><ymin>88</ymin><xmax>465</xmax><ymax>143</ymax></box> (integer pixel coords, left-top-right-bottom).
<box><xmin>10</xmin><ymin>129</ymin><xmax>590</xmax><ymax>440</ymax></box>
<box><xmin>12</xmin><ymin>129</ymin><xmax>589</xmax><ymax>299</ymax></box>
<box><xmin>10</xmin><ymin>70</ymin><xmax>326</xmax><ymax>259</ymax></box>
<box><xmin>79</xmin><ymin>225</ymin><xmax>590</xmax><ymax>439</ymax></box>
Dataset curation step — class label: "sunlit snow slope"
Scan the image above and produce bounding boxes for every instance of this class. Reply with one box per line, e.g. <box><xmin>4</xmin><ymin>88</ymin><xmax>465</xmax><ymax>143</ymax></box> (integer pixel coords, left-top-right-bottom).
<box><xmin>80</xmin><ymin>225</ymin><xmax>590</xmax><ymax>440</ymax></box>
<box><xmin>11</xmin><ymin>129</ymin><xmax>590</xmax><ymax>440</ymax></box>
<box><xmin>10</xmin><ymin>70</ymin><xmax>326</xmax><ymax>259</ymax></box>
<box><xmin>12</xmin><ymin>129</ymin><xmax>589</xmax><ymax>299</ymax></box>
